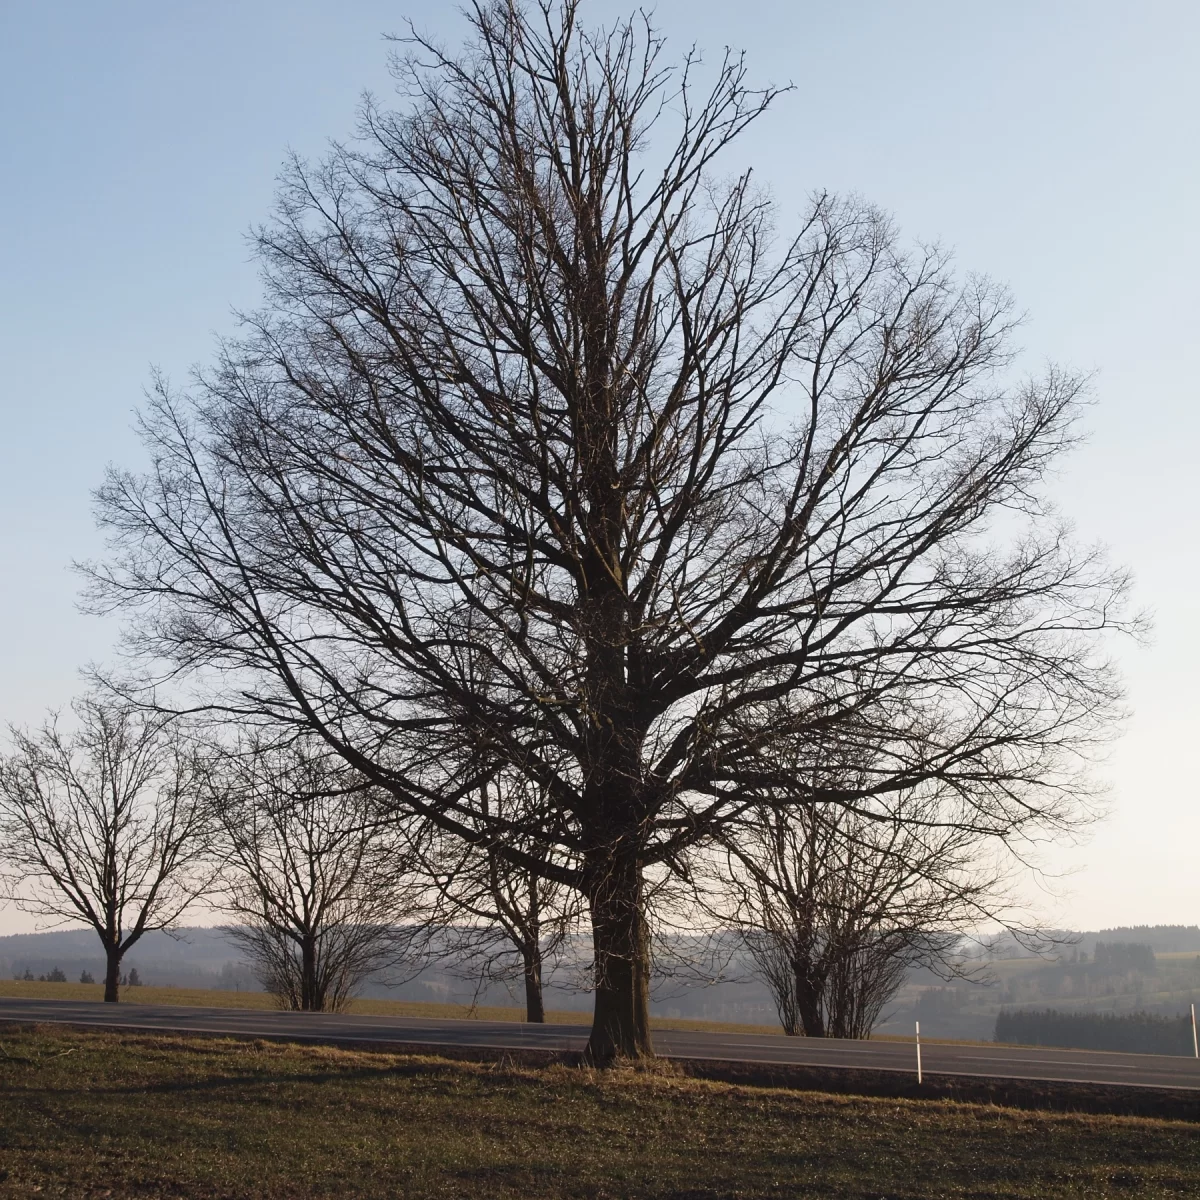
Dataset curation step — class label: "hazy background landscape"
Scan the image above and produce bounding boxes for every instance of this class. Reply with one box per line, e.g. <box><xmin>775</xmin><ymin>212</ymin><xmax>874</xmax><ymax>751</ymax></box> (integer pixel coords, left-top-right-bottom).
<box><xmin>8</xmin><ymin>923</ymin><xmax>1200</xmax><ymax>1043</ymax></box>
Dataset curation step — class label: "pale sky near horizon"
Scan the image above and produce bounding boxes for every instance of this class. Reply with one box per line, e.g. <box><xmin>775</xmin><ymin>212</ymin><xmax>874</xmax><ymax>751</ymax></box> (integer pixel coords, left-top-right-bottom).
<box><xmin>1</xmin><ymin>2</ymin><xmax>1197</xmax><ymax>936</ymax></box>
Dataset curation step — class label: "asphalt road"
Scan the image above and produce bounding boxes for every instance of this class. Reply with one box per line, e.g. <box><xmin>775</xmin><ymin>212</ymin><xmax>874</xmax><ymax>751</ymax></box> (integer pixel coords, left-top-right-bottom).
<box><xmin>3</xmin><ymin>996</ymin><xmax>1199</xmax><ymax>1092</ymax></box>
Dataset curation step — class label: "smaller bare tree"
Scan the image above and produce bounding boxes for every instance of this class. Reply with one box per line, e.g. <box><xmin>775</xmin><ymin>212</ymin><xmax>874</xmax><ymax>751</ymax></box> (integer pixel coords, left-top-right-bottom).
<box><xmin>716</xmin><ymin>792</ymin><xmax>1001</xmax><ymax>1038</ymax></box>
<box><xmin>419</xmin><ymin>776</ymin><xmax>582</xmax><ymax>1023</ymax></box>
<box><xmin>0</xmin><ymin>696</ymin><xmax>209</xmax><ymax>1002</ymax></box>
<box><xmin>207</xmin><ymin>737</ymin><xmax>425</xmax><ymax>1012</ymax></box>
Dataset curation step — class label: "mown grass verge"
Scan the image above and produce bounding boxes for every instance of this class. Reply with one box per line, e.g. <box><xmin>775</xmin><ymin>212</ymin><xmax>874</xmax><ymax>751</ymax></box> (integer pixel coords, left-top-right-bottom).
<box><xmin>1</xmin><ymin>1025</ymin><xmax>1199</xmax><ymax>1198</ymax></box>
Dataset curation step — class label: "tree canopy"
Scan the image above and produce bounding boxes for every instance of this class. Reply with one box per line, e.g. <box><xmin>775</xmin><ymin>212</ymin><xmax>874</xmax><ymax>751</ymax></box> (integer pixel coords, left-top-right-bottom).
<box><xmin>88</xmin><ymin>1</ymin><xmax>1132</xmax><ymax>1060</ymax></box>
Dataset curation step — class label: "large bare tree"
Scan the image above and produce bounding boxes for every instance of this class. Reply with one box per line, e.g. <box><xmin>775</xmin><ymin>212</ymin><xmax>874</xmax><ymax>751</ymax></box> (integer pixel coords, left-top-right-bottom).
<box><xmin>88</xmin><ymin>1</ymin><xmax>1132</xmax><ymax>1060</ymax></box>
<box><xmin>207</xmin><ymin>737</ymin><xmax>424</xmax><ymax>1012</ymax></box>
<box><xmin>0</xmin><ymin>697</ymin><xmax>209</xmax><ymax>1002</ymax></box>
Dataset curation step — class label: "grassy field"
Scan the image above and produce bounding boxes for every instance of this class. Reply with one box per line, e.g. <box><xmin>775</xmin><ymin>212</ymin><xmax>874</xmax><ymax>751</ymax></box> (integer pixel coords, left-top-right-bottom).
<box><xmin>1</xmin><ymin>1025</ymin><xmax>1198</xmax><ymax>1198</ymax></box>
<box><xmin>0</xmin><ymin>979</ymin><xmax>1009</xmax><ymax>1045</ymax></box>
<box><xmin>0</xmin><ymin>978</ymin><xmax>780</xmax><ymax>1036</ymax></box>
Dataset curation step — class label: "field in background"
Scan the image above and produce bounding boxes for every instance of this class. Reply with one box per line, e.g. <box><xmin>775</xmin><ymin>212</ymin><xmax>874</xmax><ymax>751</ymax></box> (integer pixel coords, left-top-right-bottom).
<box><xmin>2</xmin><ymin>1026</ymin><xmax>1198</xmax><ymax>1199</ymax></box>
<box><xmin>0</xmin><ymin>979</ymin><xmax>780</xmax><ymax>1036</ymax></box>
<box><xmin>0</xmin><ymin>979</ymin><xmax>997</xmax><ymax>1043</ymax></box>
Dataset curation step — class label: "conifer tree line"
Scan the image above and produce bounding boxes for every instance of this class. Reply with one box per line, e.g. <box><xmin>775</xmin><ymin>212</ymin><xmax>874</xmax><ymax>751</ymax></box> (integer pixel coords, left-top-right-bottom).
<box><xmin>0</xmin><ymin>3</ymin><xmax>1133</xmax><ymax>1058</ymax></box>
<box><xmin>995</xmin><ymin>1010</ymin><xmax>1194</xmax><ymax>1057</ymax></box>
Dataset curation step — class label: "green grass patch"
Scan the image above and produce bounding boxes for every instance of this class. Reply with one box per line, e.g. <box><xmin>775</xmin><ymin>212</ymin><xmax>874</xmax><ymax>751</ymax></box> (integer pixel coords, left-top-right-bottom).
<box><xmin>1</xmin><ymin>1026</ymin><xmax>1198</xmax><ymax>1198</ymax></box>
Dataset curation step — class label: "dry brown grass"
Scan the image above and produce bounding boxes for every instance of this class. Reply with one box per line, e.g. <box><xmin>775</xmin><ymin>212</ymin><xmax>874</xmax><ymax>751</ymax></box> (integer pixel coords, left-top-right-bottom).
<box><xmin>2</xmin><ymin>1024</ymin><xmax>1198</xmax><ymax>1198</ymax></box>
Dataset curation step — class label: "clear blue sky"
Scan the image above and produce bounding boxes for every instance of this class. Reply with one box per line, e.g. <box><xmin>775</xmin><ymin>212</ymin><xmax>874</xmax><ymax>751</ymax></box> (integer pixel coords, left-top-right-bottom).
<box><xmin>1</xmin><ymin>1</ymin><xmax>1197</xmax><ymax>933</ymax></box>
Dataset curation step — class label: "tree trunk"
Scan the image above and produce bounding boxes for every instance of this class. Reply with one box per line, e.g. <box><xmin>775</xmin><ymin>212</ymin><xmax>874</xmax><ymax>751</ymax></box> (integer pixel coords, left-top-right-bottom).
<box><xmin>522</xmin><ymin>942</ymin><xmax>546</xmax><ymax>1023</ymax></box>
<box><xmin>104</xmin><ymin>944</ymin><xmax>122</xmax><ymax>1004</ymax></box>
<box><xmin>300</xmin><ymin>935</ymin><xmax>319</xmax><ymax>1011</ymax></box>
<box><xmin>794</xmin><ymin>959</ymin><xmax>826</xmax><ymax>1038</ymax></box>
<box><xmin>584</xmin><ymin>849</ymin><xmax>653</xmax><ymax>1064</ymax></box>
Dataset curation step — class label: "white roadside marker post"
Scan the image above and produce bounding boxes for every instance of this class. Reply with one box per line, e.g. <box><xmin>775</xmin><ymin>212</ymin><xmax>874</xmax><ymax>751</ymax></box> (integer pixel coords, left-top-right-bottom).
<box><xmin>915</xmin><ymin>1020</ymin><xmax>923</xmax><ymax>1084</ymax></box>
<box><xmin>1191</xmin><ymin>1003</ymin><xmax>1198</xmax><ymax>1059</ymax></box>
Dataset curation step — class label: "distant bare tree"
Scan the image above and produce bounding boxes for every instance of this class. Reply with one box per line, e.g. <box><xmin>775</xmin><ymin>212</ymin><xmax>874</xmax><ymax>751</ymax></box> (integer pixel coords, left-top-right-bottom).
<box><xmin>88</xmin><ymin>1</ymin><xmax>1134</xmax><ymax>1061</ymax></box>
<box><xmin>422</xmin><ymin>775</ymin><xmax>582</xmax><ymax>1022</ymax></box>
<box><xmin>0</xmin><ymin>697</ymin><xmax>209</xmax><ymax>1002</ymax></box>
<box><xmin>717</xmin><ymin>775</ymin><xmax>1002</xmax><ymax>1038</ymax></box>
<box><xmin>820</xmin><ymin>931</ymin><xmax>917</xmax><ymax>1040</ymax></box>
<box><xmin>207</xmin><ymin>737</ymin><xmax>424</xmax><ymax>1012</ymax></box>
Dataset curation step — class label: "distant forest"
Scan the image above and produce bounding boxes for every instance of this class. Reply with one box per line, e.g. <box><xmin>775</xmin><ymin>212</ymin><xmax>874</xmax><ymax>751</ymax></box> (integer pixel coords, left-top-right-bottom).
<box><xmin>1090</xmin><ymin>927</ymin><xmax>1200</xmax><ymax>953</ymax></box>
<box><xmin>988</xmin><ymin>931</ymin><xmax>1200</xmax><ymax>1055</ymax></box>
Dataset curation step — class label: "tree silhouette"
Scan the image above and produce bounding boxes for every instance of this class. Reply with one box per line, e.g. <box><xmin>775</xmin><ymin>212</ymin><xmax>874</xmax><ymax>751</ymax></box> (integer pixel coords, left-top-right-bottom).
<box><xmin>89</xmin><ymin>2</ymin><xmax>1132</xmax><ymax>1059</ymax></box>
